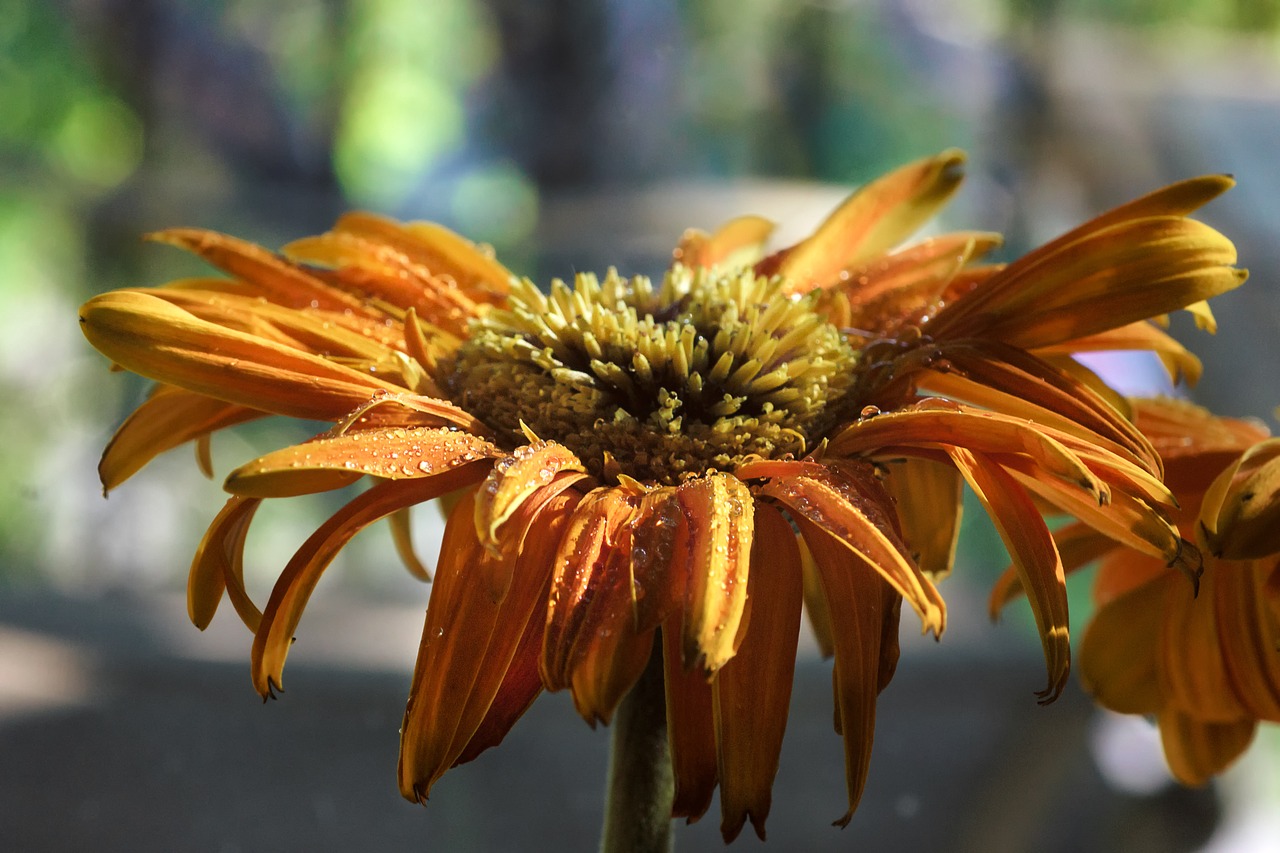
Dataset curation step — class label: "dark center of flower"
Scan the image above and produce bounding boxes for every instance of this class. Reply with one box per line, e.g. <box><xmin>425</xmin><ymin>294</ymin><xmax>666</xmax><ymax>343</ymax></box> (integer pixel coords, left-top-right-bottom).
<box><xmin>440</xmin><ymin>266</ymin><xmax>857</xmax><ymax>484</ymax></box>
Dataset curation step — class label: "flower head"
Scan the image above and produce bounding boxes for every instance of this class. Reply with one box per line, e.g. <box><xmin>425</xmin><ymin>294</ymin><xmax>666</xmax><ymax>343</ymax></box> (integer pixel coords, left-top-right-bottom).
<box><xmin>79</xmin><ymin>151</ymin><xmax>1248</xmax><ymax>839</ymax></box>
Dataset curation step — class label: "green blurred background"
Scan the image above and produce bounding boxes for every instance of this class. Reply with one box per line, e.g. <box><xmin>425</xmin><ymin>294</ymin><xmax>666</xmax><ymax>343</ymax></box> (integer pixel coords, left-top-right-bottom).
<box><xmin>2</xmin><ymin>0</ymin><xmax>1280</xmax><ymax>850</ymax></box>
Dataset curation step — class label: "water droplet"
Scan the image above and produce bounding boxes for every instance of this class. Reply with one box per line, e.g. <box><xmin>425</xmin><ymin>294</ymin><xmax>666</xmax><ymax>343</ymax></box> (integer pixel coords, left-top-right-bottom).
<box><xmin>860</xmin><ymin>405</ymin><xmax>881</xmax><ymax>419</ymax></box>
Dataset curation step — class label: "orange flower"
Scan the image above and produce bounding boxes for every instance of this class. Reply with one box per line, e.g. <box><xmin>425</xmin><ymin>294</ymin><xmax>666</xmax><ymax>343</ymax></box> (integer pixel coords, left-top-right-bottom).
<box><xmin>79</xmin><ymin>151</ymin><xmax>1246</xmax><ymax>839</ymax></box>
<box><xmin>1057</xmin><ymin>399</ymin><xmax>1280</xmax><ymax>785</ymax></box>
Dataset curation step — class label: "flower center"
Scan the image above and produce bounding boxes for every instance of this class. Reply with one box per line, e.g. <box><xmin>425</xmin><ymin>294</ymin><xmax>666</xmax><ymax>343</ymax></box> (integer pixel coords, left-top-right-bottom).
<box><xmin>441</xmin><ymin>266</ymin><xmax>858</xmax><ymax>484</ymax></box>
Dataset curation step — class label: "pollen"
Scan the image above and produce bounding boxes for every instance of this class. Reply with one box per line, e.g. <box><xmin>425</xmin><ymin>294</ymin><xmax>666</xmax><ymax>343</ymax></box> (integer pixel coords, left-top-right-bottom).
<box><xmin>440</xmin><ymin>265</ymin><xmax>858</xmax><ymax>484</ymax></box>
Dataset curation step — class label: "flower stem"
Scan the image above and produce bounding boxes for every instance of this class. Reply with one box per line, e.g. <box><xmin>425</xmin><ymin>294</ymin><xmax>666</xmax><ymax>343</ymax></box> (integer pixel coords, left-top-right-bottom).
<box><xmin>600</xmin><ymin>637</ymin><xmax>674</xmax><ymax>853</ymax></box>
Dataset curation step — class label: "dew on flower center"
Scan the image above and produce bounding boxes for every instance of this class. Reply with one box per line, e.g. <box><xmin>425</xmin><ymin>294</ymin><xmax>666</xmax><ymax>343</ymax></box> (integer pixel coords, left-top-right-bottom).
<box><xmin>440</xmin><ymin>265</ymin><xmax>858</xmax><ymax>484</ymax></box>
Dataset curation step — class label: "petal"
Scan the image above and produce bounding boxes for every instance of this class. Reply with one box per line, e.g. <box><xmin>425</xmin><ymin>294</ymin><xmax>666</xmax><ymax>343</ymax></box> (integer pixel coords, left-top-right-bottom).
<box><xmin>472</xmin><ymin>441</ymin><xmax>588</xmax><ymax>554</ymax></box>
<box><xmin>80</xmin><ymin>291</ymin><xmax>404</xmax><ymax>421</ymax></box>
<box><xmin>882</xmin><ymin>458</ymin><xmax>963</xmax><ymax>580</ymax></box>
<box><xmin>767</xmin><ymin>149</ymin><xmax>967</xmax><ymax>291</ymax></box>
<box><xmin>714</xmin><ymin>502</ymin><xmax>804</xmax><ymax>842</ymax></box>
<box><xmin>793</xmin><ymin>513</ymin><xmax>899</xmax><ymax>827</ymax></box>
<box><xmin>674</xmin><ymin>215</ymin><xmax>775</xmax><ymax>270</ymax></box>
<box><xmin>1037</xmin><ymin>321</ymin><xmax>1204</xmax><ymax>387</ymax></box>
<box><xmin>674</xmin><ymin>474</ymin><xmax>755</xmax><ymax>672</ymax></box>
<box><xmin>389</xmin><ymin>507</ymin><xmax>432</xmax><ymax>582</ymax></box>
<box><xmin>146</xmin><ymin>228</ymin><xmax>371</xmax><ymax>313</ymax></box>
<box><xmin>990</xmin><ymin>522</ymin><xmax>1118</xmax><ymax>616</ymax></box>
<box><xmin>1158</xmin><ymin>561</ymin><xmax>1244</xmax><ymax>722</ymax></box>
<box><xmin>1204</xmin><ymin>439</ymin><xmax>1280</xmax><ymax>559</ymax></box>
<box><xmin>1214</xmin><ymin>558</ymin><xmax>1280</xmax><ymax>720</ymax></box>
<box><xmin>250</xmin><ymin>463</ymin><xmax>489</xmax><ymax>696</ymax></box>
<box><xmin>758</xmin><ymin>462</ymin><xmax>944</xmax><ymax>636</ymax></box>
<box><xmin>1159</xmin><ymin>710</ymin><xmax>1255</xmax><ymax>786</ymax></box>
<box><xmin>1078</xmin><ymin>567</ymin><xmax>1168</xmax><ymax>715</ymax></box>
<box><xmin>187</xmin><ymin>496</ymin><xmax>263</xmax><ymax>631</ymax></box>
<box><xmin>947</xmin><ymin>448</ymin><xmax>1071</xmax><ymax>702</ymax></box>
<box><xmin>99</xmin><ymin>386</ymin><xmax>261</xmax><ymax>492</ymax></box>
<box><xmin>663</xmin><ymin>626</ymin><xmax>718</xmax><ymax>822</ymax></box>
<box><xmin>225</xmin><ymin>425</ymin><xmax>499</xmax><ymax>497</ymax></box>
<box><xmin>799</xmin><ymin>538</ymin><xmax>836</xmax><ymax>658</ymax></box>
<box><xmin>398</xmin><ymin>489</ymin><xmax>574</xmax><ymax>799</ymax></box>
<box><xmin>629</xmin><ymin>485</ymin><xmax>690</xmax><ymax>634</ymax></box>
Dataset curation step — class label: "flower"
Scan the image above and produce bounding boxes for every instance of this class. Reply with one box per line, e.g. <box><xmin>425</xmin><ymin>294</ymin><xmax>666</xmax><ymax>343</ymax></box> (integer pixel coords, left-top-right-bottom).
<box><xmin>1055</xmin><ymin>399</ymin><xmax>1280</xmax><ymax>784</ymax></box>
<box><xmin>79</xmin><ymin>151</ymin><xmax>1246</xmax><ymax>839</ymax></box>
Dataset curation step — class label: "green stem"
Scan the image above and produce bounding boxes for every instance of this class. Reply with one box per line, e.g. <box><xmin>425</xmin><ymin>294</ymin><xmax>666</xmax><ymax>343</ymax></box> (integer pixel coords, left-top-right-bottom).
<box><xmin>600</xmin><ymin>637</ymin><xmax>674</xmax><ymax>853</ymax></box>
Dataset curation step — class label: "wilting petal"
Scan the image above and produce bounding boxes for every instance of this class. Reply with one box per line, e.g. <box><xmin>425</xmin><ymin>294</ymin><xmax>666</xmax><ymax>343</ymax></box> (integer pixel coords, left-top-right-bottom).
<box><xmin>225</xmin><ymin>425</ymin><xmax>499</xmax><ymax>497</ymax></box>
<box><xmin>473</xmin><ymin>441</ymin><xmax>588</xmax><ymax>553</ymax></box>
<box><xmin>792</xmin><ymin>513</ymin><xmax>899</xmax><ymax>827</ymax></box>
<box><xmin>80</xmin><ymin>291</ymin><xmax>405</xmax><ymax>421</ymax></box>
<box><xmin>948</xmin><ymin>448</ymin><xmax>1070</xmax><ymax>702</ymax></box>
<box><xmin>99</xmin><ymin>386</ymin><xmax>261</xmax><ymax>492</ymax></box>
<box><xmin>883</xmin><ymin>458</ymin><xmax>963</xmax><ymax>580</ymax></box>
<box><xmin>714</xmin><ymin>502</ymin><xmax>804</xmax><ymax>842</ymax></box>
<box><xmin>188</xmin><ymin>495</ymin><xmax>263</xmax><ymax>632</ymax></box>
<box><xmin>799</xmin><ymin>538</ymin><xmax>836</xmax><ymax>658</ymax></box>
<box><xmin>767</xmin><ymin>149</ymin><xmax>967</xmax><ymax>291</ymax></box>
<box><xmin>398</xmin><ymin>490</ymin><xmax>574</xmax><ymax>800</ymax></box>
<box><xmin>990</xmin><ymin>522</ymin><xmax>1119</xmax><ymax>616</ymax></box>
<box><xmin>758</xmin><ymin>462</ymin><xmax>944</xmax><ymax>635</ymax></box>
<box><xmin>629</xmin><ymin>485</ymin><xmax>690</xmax><ymax>634</ymax></box>
<box><xmin>251</xmin><ymin>464</ymin><xmax>489</xmax><ymax>696</ymax></box>
<box><xmin>674</xmin><ymin>474</ymin><xmax>755</xmax><ymax>673</ymax></box>
<box><xmin>663</xmin><ymin>626</ymin><xmax>717</xmax><ymax>822</ymax></box>
<box><xmin>1159</xmin><ymin>710</ymin><xmax>1255</xmax><ymax>786</ymax></box>
<box><xmin>674</xmin><ymin>215</ymin><xmax>775</xmax><ymax>270</ymax></box>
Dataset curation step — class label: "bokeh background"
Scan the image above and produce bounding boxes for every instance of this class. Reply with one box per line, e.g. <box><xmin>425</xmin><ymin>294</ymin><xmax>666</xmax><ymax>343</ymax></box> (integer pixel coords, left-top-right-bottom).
<box><xmin>3</xmin><ymin>0</ymin><xmax>1280</xmax><ymax>850</ymax></box>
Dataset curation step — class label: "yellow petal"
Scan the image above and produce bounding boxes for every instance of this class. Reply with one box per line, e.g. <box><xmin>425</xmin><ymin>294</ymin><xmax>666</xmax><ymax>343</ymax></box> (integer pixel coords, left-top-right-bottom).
<box><xmin>772</xmin><ymin>149</ymin><xmax>967</xmax><ymax>291</ymax></box>
<box><xmin>225</xmin><ymin>425</ymin><xmax>499</xmax><ymax>498</ymax></box>
<box><xmin>187</xmin><ymin>495</ymin><xmax>263</xmax><ymax>631</ymax></box>
<box><xmin>1037</xmin><ymin>321</ymin><xmax>1204</xmax><ymax>387</ymax></box>
<box><xmin>714</xmin><ymin>502</ymin><xmax>804</xmax><ymax>842</ymax></box>
<box><xmin>948</xmin><ymin>448</ymin><xmax>1071</xmax><ymax>702</ymax></box>
<box><xmin>1204</xmin><ymin>439</ymin><xmax>1280</xmax><ymax>559</ymax></box>
<box><xmin>1078</xmin><ymin>570</ymin><xmax>1169</xmax><ymax>715</ymax></box>
<box><xmin>250</xmin><ymin>464</ymin><xmax>489</xmax><ymax>697</ymax></box>
<box><xmin>674</xmin><ymin>474</ymin><xmax>755</xmax><ymax>673</ymax></box>
<box><xmin>99</xmin><ymin>385</ymin><xmax>260</xmax><ymax>492</ymax></box>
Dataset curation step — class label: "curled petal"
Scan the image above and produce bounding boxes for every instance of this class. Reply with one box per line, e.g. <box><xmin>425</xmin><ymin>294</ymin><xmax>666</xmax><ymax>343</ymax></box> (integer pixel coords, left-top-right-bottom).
<box><xmin>714</xmin><ymin>502</ymin><xmax>804</xmax><ymax>842</ymax></box>
<box><xmin>473</xmin><ymin>441</ymin><xmax>588</xmax><ymax>554</ymax></box>
<box><xmin>882</xmin><ymin>458</ymin><xmax>963</xmax><ymax>581</ymax></box>
<box><xmin>225</xmin><ymin>425</ymin><xmax>499</xmax><ymax>497</ymax></box>
<box><xmin>188</xmin><ymin>496</ymin><xmax>263</xmax><ymax>631</ymax></box>
<box><xmin>1202</xmin><ymin>439</ymin><xmax>1280</xmax><ymax>559</ymax></box>
<box><xmin>674</xmin><ymin>474</ymin><xmax>755</xmax><ymax>673</ymax></box>
<box><xmin>389</xmin><ymin>508</ymin><xmax>432</xmax><ymax>582</ymax></box>
<box><xmin>990</xmin><ymin>522</ymin><xmax>1118</xmax><ymax>616</ymax></box>
<box><xmin>251</xmin><ymin>463</ymin><xmax>490</xmax><ymax>697</ymax></box>
<box><xmin>674</xmin><ymin>215</ymin><xmax>775</xmax><ymax>270</ymax></box>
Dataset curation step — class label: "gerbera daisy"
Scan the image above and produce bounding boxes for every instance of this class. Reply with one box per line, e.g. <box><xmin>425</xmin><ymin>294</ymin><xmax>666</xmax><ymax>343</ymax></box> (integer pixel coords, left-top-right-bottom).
<box><xmin>78</xmin><ymin>151</ymin><xmax>1246</xmax><ymax>845</ymax></box>
<box><xmin>1048</xmin><ymin>398</ymin><xmax>1280</xmax><ymax>784</ymax></box>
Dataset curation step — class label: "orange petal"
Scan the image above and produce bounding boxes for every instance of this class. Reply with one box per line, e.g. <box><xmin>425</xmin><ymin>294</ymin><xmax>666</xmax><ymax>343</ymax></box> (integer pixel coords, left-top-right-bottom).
<box><xmin>663</xmin><ymin>626</ymin><xmax>718</xmax><ymax>822</ymax></box>
<box><xmin>250</xmin><ymin>463</ymin><xmax>489</xmax><ymax>696</ymax></box>
<box><xmin>188</xmin><ymin>496</ymin><xmax>263</xmax><ymax>631</ymax></box>
<box><xmin>1159</xmin><ymin>709</ymin><xmax>1255</xmax><ymax>786</ymax></box>
<box><xmin>883</xmin><ymin>458</ymin><xmax>963</xmax><ymax>581</ymax></box>
<box><xmin>1038</xmin><ymin>321</ymin><xmax>1204</xmax><ymax>387</ymax></box>
<box><xmin>100</xmin><ymin>386</ymin><xmax>261</xmax><ymax>492</ymax></box>
<box><xmin>799</xmin><ymin>538</ymin><xmax>836</xmax><ymax>658</ymax></box>
<box><xmin>674</xmin><ymin>474</ymin><xmax>755</xmax><ymax>673</ymax></box>
<box><xmin>1078</xmin><ymin>567</ymin><xmax>1167</xmax><ymax>715</ymax></box>
<box><xmin>714</xmin><ymin>502</ymin><xmax>804</xmax><ymax>842</ymax></box>
<box><xmin>1214</xmin><ymin>559</ymin><xmax>1280</xmax><ymax>720</ymax></box>
<box><xmin>758</xmin><ymin>463</ymin><xmax>944</xmax><ymax>636</ymax></box>
<box><xmin>1158</xmin><ymin>561</ymin><xmax>1244</xmax><ymax>722</ymax></box>
<box><xmin>398</xmin><ymin>489</ymin><xmax>573</xmax><ymax>799</ymax></box>
<box><xmin>80</xmin><ymin>291</ymin><xmax>404</xmax><ymax>421</ymax></box>
<box><xmin>793</xmin><ymin>513</ymin><xmax>899</xmax><ymax>827</ymax></box>
<box><xmin>473</xmin><ymin>441</ymin><xmax>588</xmax><ymax>554</ymax></box>
<box><xmin>1203</xmin><ymin>439</ymin><xmax>1280</xmax><ymax>559</ymax></box>
<box><xmin>147</xmin><ymin>228</ymin><xmax>372</xmax><ymax>313</ymax></box>
<box><xmin>674</xmin><ymin>215</ymin><xmax>775</xmax><ymax>270</ymax></box>
<box><xmin>769</xmin><ymin>149</ymin><xmax>967</xmax><ymax>292</ymax></box>
<box><xmin>947</xmin><ymin>448</ymin><xmax>1071</xmax><ymax>702</ymax></box>
<box><xmin>389</xmin><ymin>507</ymin><xmax>432</xmax><ymax>582</ymax></box>
<box><xmin>224</xmin><ymin>425</ymin><xmax>499</xmax><ymax>498</ymax></box>
<box><xmin>990</xmin><ymin>522</ymin><xmax>1118</xmax><ymax>616</ymax></box>
<box><xmin>629</xmin><ymin>485</ymin><xmax>690</xmax><ymax>634</ymax></box>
